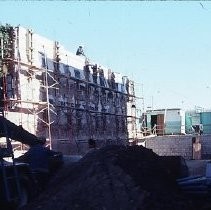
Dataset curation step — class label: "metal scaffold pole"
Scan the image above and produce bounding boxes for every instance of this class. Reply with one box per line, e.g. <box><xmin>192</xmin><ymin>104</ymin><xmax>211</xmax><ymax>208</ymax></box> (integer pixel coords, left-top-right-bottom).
<box><xmin>43</xmin><ymin>46</ymin><xmax>52</xmax><ymax>149</ymax></box>
<box><xmin>45</xmin><ymin>66</ymin><xmax>52</xmax><ymax>149</ymax></box>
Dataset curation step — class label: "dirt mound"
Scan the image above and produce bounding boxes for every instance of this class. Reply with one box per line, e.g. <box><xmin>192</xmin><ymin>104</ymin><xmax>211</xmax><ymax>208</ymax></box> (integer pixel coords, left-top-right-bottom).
<box><xmin>21</xmin><ymin>145</ymin><xmax>198</xmax><ymax>210</ymax></box>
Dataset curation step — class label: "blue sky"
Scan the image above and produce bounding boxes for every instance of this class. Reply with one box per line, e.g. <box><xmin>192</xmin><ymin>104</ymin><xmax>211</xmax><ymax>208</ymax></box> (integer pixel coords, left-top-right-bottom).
<box><xmin>1</xmin><ymin>1</ymin><xmax>211</xmax><ymax>111</ymax></box>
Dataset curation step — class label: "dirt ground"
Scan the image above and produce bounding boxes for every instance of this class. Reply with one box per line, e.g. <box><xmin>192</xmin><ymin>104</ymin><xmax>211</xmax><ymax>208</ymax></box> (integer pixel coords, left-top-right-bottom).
<box><xmin>21</xmin><ymin>145</ymin><xmax>211</xmax><ymax>210</ymax></box>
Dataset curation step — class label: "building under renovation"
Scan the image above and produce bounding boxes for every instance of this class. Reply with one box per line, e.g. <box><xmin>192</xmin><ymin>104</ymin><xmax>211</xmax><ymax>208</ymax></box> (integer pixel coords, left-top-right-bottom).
<box><xmin>0</xmin><ymin>24</ymin><xmax>137</xmax><ymax>154</ymax></box>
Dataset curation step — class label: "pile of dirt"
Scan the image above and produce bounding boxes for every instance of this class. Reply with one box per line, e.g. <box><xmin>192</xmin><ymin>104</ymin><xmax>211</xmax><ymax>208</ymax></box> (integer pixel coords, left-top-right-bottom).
<box><xmin>21</xmin><ymin>145</ymin><xmax>209</xmax><ymax>210</ymax></box>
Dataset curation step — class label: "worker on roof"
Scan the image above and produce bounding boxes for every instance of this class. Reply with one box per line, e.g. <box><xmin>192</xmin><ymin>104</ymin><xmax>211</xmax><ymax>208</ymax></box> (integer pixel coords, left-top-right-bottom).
<box><xmin>76</xmin><ymin>45</ymin><xmax>85</xmax><ymax>56</ymax></box>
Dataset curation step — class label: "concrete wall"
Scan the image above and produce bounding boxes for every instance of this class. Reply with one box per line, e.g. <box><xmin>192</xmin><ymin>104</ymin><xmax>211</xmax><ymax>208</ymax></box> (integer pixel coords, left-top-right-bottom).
<box><xmin>145</xmin><ymin>134</ymin><xmax>211</xmax><ymax>160</ymax></box>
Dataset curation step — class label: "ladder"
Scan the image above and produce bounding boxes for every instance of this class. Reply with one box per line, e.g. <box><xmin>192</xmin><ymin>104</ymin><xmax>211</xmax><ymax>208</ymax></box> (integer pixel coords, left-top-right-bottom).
<box><xmin>0</xmin><ymin>109</ymin><xmax>21</xmax><ymax>204</ymax></box>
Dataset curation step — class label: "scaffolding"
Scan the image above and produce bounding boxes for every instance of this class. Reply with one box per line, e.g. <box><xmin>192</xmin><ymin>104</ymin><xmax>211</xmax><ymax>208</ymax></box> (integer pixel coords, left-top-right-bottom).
<box><xmin>0</xmin><ymin>24</ymin><xmax>138</xmax><ymax>155</ymax></box>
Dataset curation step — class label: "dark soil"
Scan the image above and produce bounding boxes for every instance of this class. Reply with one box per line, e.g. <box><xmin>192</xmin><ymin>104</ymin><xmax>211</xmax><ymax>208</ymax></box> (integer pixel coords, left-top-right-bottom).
<box><xmin>21</xmin><ymin>145</ymin><xmax>211</xmax><ymax>210</ymax></box>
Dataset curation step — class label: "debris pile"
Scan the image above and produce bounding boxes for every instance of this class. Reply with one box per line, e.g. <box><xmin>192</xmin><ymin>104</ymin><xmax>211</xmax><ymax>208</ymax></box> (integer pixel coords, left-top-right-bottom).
<box><xmin>21</xmin><ymin>145</ymin><xmax>209</xmax><ymax>210</ymax></box>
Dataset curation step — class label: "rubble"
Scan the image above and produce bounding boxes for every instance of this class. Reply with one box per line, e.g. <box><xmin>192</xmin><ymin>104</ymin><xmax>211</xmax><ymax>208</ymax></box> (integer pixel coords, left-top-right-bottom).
<box><xmin>21</xmin><ymin>145</ymin><xmax>211</xmax><ymax>210</ymax></box>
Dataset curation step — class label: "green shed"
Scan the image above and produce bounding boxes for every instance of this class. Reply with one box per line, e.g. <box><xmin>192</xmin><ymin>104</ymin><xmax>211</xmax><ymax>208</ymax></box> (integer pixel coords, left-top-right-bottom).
<box><xmin>200</xmin><ymin>112</ymin><xmax>211</xmax><ymax>134</ymax></box>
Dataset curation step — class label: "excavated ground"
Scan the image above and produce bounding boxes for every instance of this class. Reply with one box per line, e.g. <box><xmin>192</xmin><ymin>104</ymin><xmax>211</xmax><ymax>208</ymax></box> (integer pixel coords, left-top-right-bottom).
<box><xmin>21</xmin><ymin>145</ymin><xmax>211</xmax><ymax>210</ymax></box>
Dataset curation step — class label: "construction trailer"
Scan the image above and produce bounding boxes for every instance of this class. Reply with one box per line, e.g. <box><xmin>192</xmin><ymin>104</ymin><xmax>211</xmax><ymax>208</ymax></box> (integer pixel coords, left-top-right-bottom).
<box><xmin>0</xmin><ymin>24</ymin><xmax>137</xmax><ymax>154</ymax></box>
<box><xmin>143</xmin><ymin>108</ymin><xmax>186</xmax><ymax>136</ymax></box>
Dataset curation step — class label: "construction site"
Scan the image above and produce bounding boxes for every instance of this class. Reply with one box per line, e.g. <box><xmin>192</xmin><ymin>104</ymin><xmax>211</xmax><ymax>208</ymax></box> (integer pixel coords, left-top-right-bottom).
<box><xmin>1</xmin><ymin>24</ymin><xmax>211</xmax><ymax>210</ymax></box>
<box><xmin>0</xmin><ymin>24</ymin><xmax>139</xmax><ymax>155</ymax></box>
